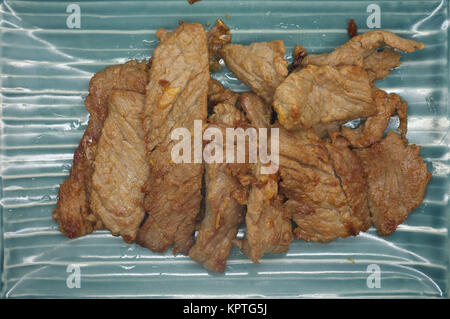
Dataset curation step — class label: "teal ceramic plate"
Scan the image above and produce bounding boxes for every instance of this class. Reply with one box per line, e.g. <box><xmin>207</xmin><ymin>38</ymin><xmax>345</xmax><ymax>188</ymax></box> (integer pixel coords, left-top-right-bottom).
<box><xmin>0</xmin><ymin>0</ymin><xmax>449</xmax><ymax>298</ymax></box>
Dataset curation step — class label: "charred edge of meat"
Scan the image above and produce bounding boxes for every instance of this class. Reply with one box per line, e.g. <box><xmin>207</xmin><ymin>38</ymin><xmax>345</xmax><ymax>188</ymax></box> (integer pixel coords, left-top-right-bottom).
<box><xmin>347</xmin><ymin>19</ymin><xmax>358</xmax><ymax>39</ymax></box>
<box><xmin>270</xmin><ymin>109</ymin><xmax>278</xmax><ymax>125</ymax></box>
<box><xmin>207</xmin><ymin>19</ymin><xmax>232</xmax><ymax>73</ymax></box>
<box><xmin>288</xmin><ymin>45</ymin><xmax>307</xmax><ymax>74</ymax></box>
<box><xmin>207</xmin><ymin>103</ymin><xmax>216</xmax><ymax>118</ymax></box>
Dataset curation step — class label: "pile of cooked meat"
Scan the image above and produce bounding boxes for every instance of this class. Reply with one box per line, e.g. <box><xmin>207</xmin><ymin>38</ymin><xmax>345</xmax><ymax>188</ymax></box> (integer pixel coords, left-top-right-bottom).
<box><xmin>53</xmin><ymin>20</ymin><xmax>432</xmax><ymax>273</ymax></box>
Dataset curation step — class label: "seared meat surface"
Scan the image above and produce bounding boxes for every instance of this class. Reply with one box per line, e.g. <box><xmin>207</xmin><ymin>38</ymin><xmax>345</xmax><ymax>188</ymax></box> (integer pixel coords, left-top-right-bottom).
<box><xmin>302</xmin><ymin>30</ymin><xmax>424</xmax><ymax>69</ymax></box>
<box><xmin>137</xmin><ymin>23</ymin><xmax>209</xmax><ymax>255</ymax></box>
<box><xmin>326</xmin><ymin>135</ymin><xmax>371</xmax><ymax>232</ymax></box>
<box><xmin>241</xmin><ymin>165</ymin><xmax>293</xmax><ymax>262</ymax></box>
<box><xmin>341</xmin><ymin>88</ymin><xmax>408</xmax><ymax>148</ymax></box>
<box><xmin>239</xmin><ymin>92</ymin><xmax>294</xmax><ymax>262</ymax></box>
<box><xmin>53</xmin><ymin>60</ymin><xmax>149</xmax><ymax>238</ymax></box>
<box><xmin>363</xmin><ymin>48</ymin><xmax>401</xmax><ymax>82</ymax></box>
<box><xmin>221</xmin><ymin>41</ymin><xmax>288</xmax><ymax>103</ymax></box>
<box><xmin>189</xmin><ymin>103</ymin><xmax>247</xmax><ymax>273</ymax></box>
<box><xmin>357</xmin><ymin>132</ymin><xmax>431</xmax><ymax>236</ymax></box>
<box><xmin>274</xmin><ymin>64</ymin><xmax>376</xmax><ymax>130</ymax></box>
<box><xmin>89</xmin><ymin>90</ymin><xmax>148</xmax><ymax>243</ymax></box>
<box><xmin>275</xmin><ymin>31</ymin><xmax>423</xmax><ymax>132</ymax></box>
<box><xmin>301</xmin><ymin>30</ymin><xmax>423</xmax><ymax>86</ymax></box>
<box><xmin>279</xmin><ymin>129</ymin><xmax>370</xmax><ymax>242</ymax></box>
<box><xmin>239</xmin><ymin>92</ymin><xmax>272</xmax><ymax>129</ymax></box>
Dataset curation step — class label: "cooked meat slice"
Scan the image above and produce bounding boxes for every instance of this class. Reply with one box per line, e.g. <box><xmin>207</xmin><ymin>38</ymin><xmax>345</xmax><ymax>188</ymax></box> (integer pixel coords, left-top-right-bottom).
<box><xmin>90</xmin><ymin>91</ymin><xmax>147</xmax><ymax>243</ymax></box>
<box><xmin>208</xmin><ymin>78</ymin><xmax>239</xmax><ymax>110</ymax></box>
<box><xmin>340</xmin><ymin>88</ymin><xmax>408</xmax><ymax>148</ymax></box>
<box><xmin>189</xmin><ymin>161</ymin><xmax>245</xmax><ymax>272</ymax></box>
<box><xmin>237</xmin><ymin>93</ymin><xmax>293</xmax><ymax>262</ymax></box>
<box><xmin>279</xmin><ymin>129</ymin><xmax>348</xmax><ymax>242</ymax></box>
<box><xmin>239</xmin><ymin>91</ymin><xmax>272</xmax><ymax>128</ymax></box>
<box><xmin>137</xmin><ymin>23</ymin><xmax>208</xmax><ymax>255</ymax></box>
<box><xmin>363</xmin><ymin>48</ymin><xmax>401</xmax><ymax>82</ymax></box>
<box><xmin>208</xmin><ymin>102</ymin><xmax>254</xmax><ymax>190</ymax></box>
<box><xmin>273</xmin><ymin>64</ymin><xmax>376</xmax><ymax>130</ymax></box>
<box><xmin>285</xmin><ymin>198</ymin><xmax>351</xmax><ymax>242</ymax></box>
<box><xmin>207</xmin><ymin>18</ymin><xmax>232</xmax><ymax>73</ymax></box>
<box><xmin>302</xmin><ymin>30</ymin><xmax>423</xmax><ymax>83</ymax></box>
<box><xmin>325</xmin><ymin>135</ymin><xmax>371</xmax><ymax>232</ymax></box>
<box><xmin>189</xmin><ymin>104</ymin><xmax>247</xmax><ymax>273</ymax></box>
<box><xmin>53</xmin><ymin>60</ymin><xmax>149</xmax><ymax>238</ymax></box>
<box><xmin>356</xmin><ymin>132</ymin><xmax>431</xmax><ymax>236</ymax></box>
<box><xmin>241</xmin><ymin>168</ymin><xmax>293</xmax><ymax>263</ymax></box>
<box><xmin>302</xmin><ymin>30</ymin><xmax>424</xmax><ymax>68</ymax></box>
<box><xmin>279</xmin><ymin>128</ymin><xmax>369</xmax><ymax>242</ymax></box>
<box><xmin>220</xmin><ymin>41</ymin><xmax>288</xmax><ymax>103</ymax></box>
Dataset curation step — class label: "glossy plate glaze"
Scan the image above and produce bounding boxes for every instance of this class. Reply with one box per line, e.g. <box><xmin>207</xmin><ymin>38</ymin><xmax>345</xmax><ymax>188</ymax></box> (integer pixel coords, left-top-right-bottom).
<box><xmin>0</xmin><ymin>0</ymin><xmax>448</xmax><ymax>298</ymax></box>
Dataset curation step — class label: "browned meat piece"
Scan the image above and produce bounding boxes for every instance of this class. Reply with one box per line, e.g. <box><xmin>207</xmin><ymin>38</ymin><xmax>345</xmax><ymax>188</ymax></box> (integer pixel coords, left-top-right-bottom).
<box><xmin>207</xmin><ymin>19</ymin><xmax>232</xmax><ymax>73</ymax></box>
<box><xmin>363</xmin><ymin>49</ymin><xmax>401</xmax><ymax>82</ymax></box>
<box><xmin>325</xmin><ymin>135</ymin><xmax>371</xmax><ymax>232</ymax></box>
<box><xmin>189</xmin><ymin>162</ymin><xmax>245</xmax><ymax>272</ymax></box>
<box><xmin>340</xmin><ymin>88</ymin><xmax>408</xmax><ymax>148</ymax></box>
<box><xmin>89</xmin><ymin>91</ymin><xmax>147</xmax><ymax>243</ymax></box>
<box><xmin>208</xmin><ymin>78</ymin><xmax>239</xmax><ymax>109</ymax></box>
<box><xmin>279</xmin><ymin>129</ymin><xmax>346</xmax><ymax>242</ymax></box>
<box><xmin>285</xmin><ymin>199</ymin><xmax>349</xmax><ymax>243</ymax></box>
<box><xmin>274</xmin><ymin>64</ymin><xmax>376</xmax><ymax>130</ymax></box>
<box><xmin>288</xmin><ymin>45</ymin><xmax>307</xmax><ymax>74</ymax></box>
<box><xmin>207</xmin><ymin>102</ymin><xmax>255</xmax><ymax>190</ymax></box>
<box><xmin>303</xmin><ymin>30</ymin><xmax>423</xmax><ymax>82</ymax></box>
<box><xmin>357</xmin><ymin>132</ymin><xmax>431</xmax><ymax>236</ymax></box>
<box><xmin>238</xmin><ymin>93</ymin><xmax>293</xmax><ymax>262</ymax></box>
<box><xmin>220</xmin><ymin>41</ymin><xmax>289</xmax><ymax>103</ymax></box>
<box><xmin>189</xmin><ymin>103</ymin><xmax>247</xmax><ymax>273</ymax></box>
<box><xmin>53</xmin><ymin>60</ymin><xmax>149</xmax><ymax>238</ymax></box>
<box><xmin>137</xmin><ymin>23</ymin><xmax>208</xmax><ymax>255</ymax></box>
<box><xmin>302</xmin><ymin>30</ymin><xmax>424</xmax><ymax>68</ymax></box>
<box><xmin>241</xmin><ymin>168</ymin><xmax>293</xmax><ymax>263</ymax></box>
<box><xmin>279</xmin><ymin>128</ymin><xmax>370</xmax><ymax>242</ymax></box>
<box><xmin>239</xmin><ymin>92</ymin><xmax>272</xmax><ymax>128</ymax></box>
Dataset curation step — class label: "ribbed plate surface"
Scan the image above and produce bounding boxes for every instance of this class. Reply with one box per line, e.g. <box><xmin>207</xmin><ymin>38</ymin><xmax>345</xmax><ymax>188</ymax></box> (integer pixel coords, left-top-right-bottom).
<box><xmin>0</xmin><ymin>0</ymin><xmax>449</xmax><ymax>298</ymax></box>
